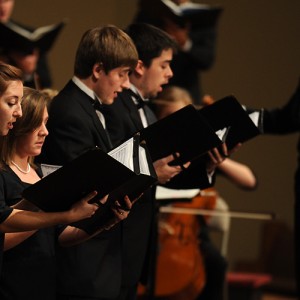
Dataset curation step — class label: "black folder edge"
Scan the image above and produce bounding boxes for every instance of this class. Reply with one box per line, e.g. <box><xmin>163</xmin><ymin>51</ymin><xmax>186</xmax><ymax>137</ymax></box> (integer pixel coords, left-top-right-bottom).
<box><xmin>132</xmin><ymin>133</ymin><xmax>140</xmax><ymax>174</ymax></box>
<box><xmin>139</xmin><ymin>104</ymin><xmax>223</xmax><ymax>166</ymax></box>
<box><xmin>0</xmin><ymin>20</ymin><xmax>66</xmax><ymax>54</ymax></box>
<box><xmin>198</xmin><ymin>95</ymin><xmax>263</xmax><ymax>150</ymax></box>
<box><xmin>140</xmin><ymin>0</ymin><xmax>223</xmax><ymax>28</ymax></box>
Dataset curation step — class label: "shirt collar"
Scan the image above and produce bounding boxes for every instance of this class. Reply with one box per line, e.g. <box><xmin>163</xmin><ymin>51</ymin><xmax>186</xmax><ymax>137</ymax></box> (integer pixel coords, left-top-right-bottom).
<box><xmin>129</xmin><ymin>84</ymin><xmax>148</xmax><ymax>102</ymax></box>
<box><xmin>72</xmin><ymin>76</ymin><xmax>102</xmax><ymax>104</ymax></box>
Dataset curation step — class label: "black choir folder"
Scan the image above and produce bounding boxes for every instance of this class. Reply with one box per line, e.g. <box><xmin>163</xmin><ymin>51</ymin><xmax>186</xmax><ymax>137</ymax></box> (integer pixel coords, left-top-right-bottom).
<box><xmin>22</xmin><ymin>135</ymin><xmax>157</xmax><ymax>231</ymax></box>
<box><xmin>198</xmin><ymin>95</ymin><xmax>263</xmax><ymax>150</ymax></box>
<box><xmin>139</xmin><ymin>104</ymin><xmax>223</xmax><ymax>166</ymax></box>
<box><xmin>0</xmin><ymin>20</ymin><xmax>66</xmax><ymax>53</ymax></box>
<box><xmin>140</xmin><ymin>0</ymin><xmax>223</xmax><ymax>28</ymax></box>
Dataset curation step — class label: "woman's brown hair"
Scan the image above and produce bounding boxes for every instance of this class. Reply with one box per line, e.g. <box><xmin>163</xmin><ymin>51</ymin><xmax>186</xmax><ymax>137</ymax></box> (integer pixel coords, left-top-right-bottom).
<box><xmin>0</xmin><ymin>62</ymin><xmax>23</xmax><ymax>97</ymax></box>
<box><xmin>0</xmin><ymin>87</ymin><xmax>50</xmax><ymax>169</ymax></box>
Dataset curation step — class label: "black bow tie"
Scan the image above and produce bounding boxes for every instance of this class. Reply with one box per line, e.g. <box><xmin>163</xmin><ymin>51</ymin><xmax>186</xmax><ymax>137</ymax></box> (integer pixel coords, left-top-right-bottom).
<box><xmin>136</xmin><ymin>99</ymin><xmax>146</xmax><ymax>109</ymax></box>
<box><xmin>93</xmin><ymin>99</ymin><xmax>107</xmax><ymax>113</ymax></box>
<box><xmin>127</xmin><ymin>89</ymin><xmax>147</xmax><ymax>109</ymax></box>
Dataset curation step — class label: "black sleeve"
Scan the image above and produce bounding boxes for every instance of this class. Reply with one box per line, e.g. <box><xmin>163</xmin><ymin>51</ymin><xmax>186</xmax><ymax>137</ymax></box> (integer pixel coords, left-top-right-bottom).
<box><xmin>263</xmin><ymin>79</ymin><xmax>300</xmax><ymax>134</ymax></box>
<box><xmin>0</xmin><ymin>173</ymin><xmax>13</xmax><ymax>224</ymax></box>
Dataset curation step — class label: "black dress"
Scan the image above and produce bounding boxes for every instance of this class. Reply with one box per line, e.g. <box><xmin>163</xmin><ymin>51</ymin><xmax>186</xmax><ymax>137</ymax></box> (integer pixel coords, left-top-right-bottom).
<box><xmin>0</xmin><ymin>192</ymin><xmax>13</xmax><ymax>274</ymax></box>
<box><xmin>0</xmin><ymin>166</ymin><xmax>56</xmax><ymax>300</ymax></box>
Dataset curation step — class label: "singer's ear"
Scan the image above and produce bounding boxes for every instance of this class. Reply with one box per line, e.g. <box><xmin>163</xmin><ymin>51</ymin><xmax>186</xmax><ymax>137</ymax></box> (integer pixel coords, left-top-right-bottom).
<box><xmin>135</xmin><ymin>60</ymin><xmax>144</xmax><ymax>76</ymax></box>
<box><xmin>93</xmin><ymin>63</ymin><xmax>104</xmax><ymax>79</ymax></box>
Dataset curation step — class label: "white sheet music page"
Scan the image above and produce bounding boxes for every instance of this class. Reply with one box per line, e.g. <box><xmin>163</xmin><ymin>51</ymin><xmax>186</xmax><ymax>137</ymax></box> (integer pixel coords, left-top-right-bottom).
<box><xmin>156</xmin><ymin>186</ymin><xmax>200</xmax><ymax>200</ymax></box>
<box><xmin>41</xmin><ymin>164</ymin><xmax>62</xmax><ymax>177</ymax></box>
<box><xmin>248</xmin><ymin>111</ymin><xmax>260</xmax><ymax>127</ymax></box>
<box><xmin>215</xmin><ymin>127</ymin><xmax>228</xmax><ymax>142</ymax></box>
<box><xmin>139</xmin><ymin>146</ymin><xmax>151</xmax><ymax>175</ymax></box>
<box><xmin>108</xmin><ymin>137</ymin><xmax>134</xmax><ymax>171</ymax></box>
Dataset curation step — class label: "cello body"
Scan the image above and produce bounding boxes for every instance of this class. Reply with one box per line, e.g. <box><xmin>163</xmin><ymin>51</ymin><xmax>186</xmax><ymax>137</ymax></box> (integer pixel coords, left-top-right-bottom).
<box><xmin>152</xmin><ymin>188</ymin><xmax>218</xmax><ymax>300</ymax></box>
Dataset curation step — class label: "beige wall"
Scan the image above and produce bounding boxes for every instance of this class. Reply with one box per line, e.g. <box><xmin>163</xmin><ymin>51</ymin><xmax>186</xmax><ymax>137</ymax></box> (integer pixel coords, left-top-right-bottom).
<box><xmin>12</xmin><ymin>0</ymin><xmax>300</xmax><ymax>273</ymax></box>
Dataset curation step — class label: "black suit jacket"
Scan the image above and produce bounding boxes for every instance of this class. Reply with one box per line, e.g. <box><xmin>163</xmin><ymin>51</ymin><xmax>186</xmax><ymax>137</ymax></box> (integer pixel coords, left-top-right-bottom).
<box><xmin>263</xmin><ymin>79</ymin><xmax>300</xmax><ymax>169</ymax></box>
<box><xmin>40</xmin><ymin>80</ymin><xmax>112</xmax><ymax>164</ymax></box>
<box><xmin>39</xmin><ymin>80</ymin><xmax>122</xmax><ymax>298</ymax></box>
<box><xmin>263</xmin><ymin>80</ymin><xmax>300</xmax><ymax>135</ymax></box>
<box><xmin>103</xmin><ymin>89</ymin><xmax>214</xmax><ymax>289</ymax></box>
<box><xmin>103</xmin><ymin>89</ymin><xmax>146</xmax><ymax>146</ymax></box>
<box><xmin>103</xmin><ymin>91</ymin><xmax>157</xmax><ymax>288</ymax></box>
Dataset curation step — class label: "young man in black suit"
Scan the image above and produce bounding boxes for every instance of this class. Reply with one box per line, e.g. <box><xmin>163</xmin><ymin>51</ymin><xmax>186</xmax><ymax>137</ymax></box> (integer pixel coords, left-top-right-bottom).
<box><xmin>38</xmin><ymin>25</ymin><xmax>139</xmax><ymax>300</ymax></box>
<box><xmin>39</xmin><ymin>24</ymin><xmax>183</xmax><ymax>300</ymax></box>
<box><xmin>103</xmin><ymin>23</ymin><xmax>227</xmax><ymax>300</ymax></box>
<box><xmin>40</xmin><ymin>25</ymin><xmax>138</xmax><ymax>163</ymax></box>
<box><xmin>133</xmin><ymin>0</ymin><xmax>220</xmax><ymax>105</ymax></box>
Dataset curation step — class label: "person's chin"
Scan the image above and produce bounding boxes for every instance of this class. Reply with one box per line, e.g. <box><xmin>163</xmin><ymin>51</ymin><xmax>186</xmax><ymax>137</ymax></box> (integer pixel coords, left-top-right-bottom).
<box><xmin>2</xmin><ymin>125</ymin><xmax>11</xmax><ymax>135</ymax></box>
<box><xmin>110</xmin><ymin>94</ymin><xmax>120</xmax><ymax>104</ymax></box>
<box><xmin>0</xmin><ymin>129</ymin><xmax>8</xmax><ymax>136</ymax></box>
<box><xmin>100</xmin><ymin>96</ymin><xmax>111</xmax><ymax>105</ymax></box>
<box><xmin>106</xmin><ymin>98</ymin><xmax>115</xmax><ymax>105</ymax></box>
<box><xmin>149</xmin><ymin>91</ymin><xmax>159</xmax><ymax>99</ymax></box>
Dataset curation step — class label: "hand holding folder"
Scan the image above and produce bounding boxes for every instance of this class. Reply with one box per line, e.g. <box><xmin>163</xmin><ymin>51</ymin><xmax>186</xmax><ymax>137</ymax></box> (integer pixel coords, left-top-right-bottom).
<box><xmin>22</xmin><ymin>134</ymin><xmax>157</xmax><ymax>232</ymax></box>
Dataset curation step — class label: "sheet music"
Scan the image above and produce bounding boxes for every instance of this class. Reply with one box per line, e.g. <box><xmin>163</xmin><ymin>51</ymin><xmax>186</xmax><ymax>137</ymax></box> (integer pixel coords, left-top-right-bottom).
<box><xmin>41</xmin><ymin>164</ymin><xmax>62</xmax><ymax>177</ymax></box>
<box><xmin>248</xmin><ymin>111</ymin><xmax>260</xmax><ymax>127</ymax></box>
<box><xmin>215</xmin><ymin>127</ymin><xmax>228</xmax><ymax>141</ymax></box>
<box><xmin>156</xmin><ymin>186</ymin><xmax>200</xmax><ymax>200</ymax></box>
<box><xmin>161</xmin><ymin>0</ymin><xmax>209</xmax><ymax>16</ymax></box>
<box><xmin>108</xmin><ymin>137</ymin><xmax>134</xmax><ymax>171</ymax></box>
<box><xmin>139</xmin><ymin>146</ymin><xmax>151</xmax><ymax>175</ymax></box>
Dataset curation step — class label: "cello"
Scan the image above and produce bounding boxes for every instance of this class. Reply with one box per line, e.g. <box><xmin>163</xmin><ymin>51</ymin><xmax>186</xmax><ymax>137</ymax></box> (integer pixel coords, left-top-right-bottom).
<box><xmin>138</xmin><ymin>187</ymin><xmax>273</xmax><ymax>300</ymax></box>
<box><xmin>139</xmin><ymin>187</ymin><xmax>218</xmax><ymax>300</ymax></box>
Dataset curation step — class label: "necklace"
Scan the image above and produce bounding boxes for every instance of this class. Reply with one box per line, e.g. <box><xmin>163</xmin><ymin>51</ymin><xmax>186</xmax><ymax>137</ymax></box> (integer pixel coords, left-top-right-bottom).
<box><xmin>11</xmin><ymin>161</ymin><xmax>31</xmax><ymax>174</ymax></box>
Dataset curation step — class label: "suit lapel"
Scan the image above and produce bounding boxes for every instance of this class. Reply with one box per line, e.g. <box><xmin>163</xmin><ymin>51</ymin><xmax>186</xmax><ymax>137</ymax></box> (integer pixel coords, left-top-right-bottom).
<box><xmin>120</xmin><ymin>90</ymin><xmax>144</xmax><ymax>131</ymax></box>
<box><xmin>70</xmin><ymin>82</ymin><xmax>112</xmax><ymax>150</ymax></box>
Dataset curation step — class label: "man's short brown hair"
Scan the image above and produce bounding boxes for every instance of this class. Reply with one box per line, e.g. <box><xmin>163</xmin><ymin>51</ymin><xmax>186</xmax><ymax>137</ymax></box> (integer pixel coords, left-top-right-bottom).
<box><xmin>74</xmin><ymin>25</ymin><xmax>138</xmax><ymax>78</ymax></box>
